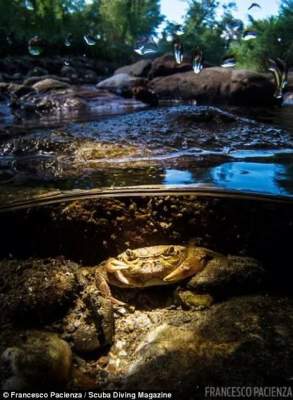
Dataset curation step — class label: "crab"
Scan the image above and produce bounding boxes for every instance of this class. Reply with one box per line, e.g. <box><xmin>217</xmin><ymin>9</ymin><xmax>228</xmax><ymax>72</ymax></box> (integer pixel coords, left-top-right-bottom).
<box><xmin>95</xmin><ymin>244</ymin><xmax>221</xmax><ymax>305</ymax></box>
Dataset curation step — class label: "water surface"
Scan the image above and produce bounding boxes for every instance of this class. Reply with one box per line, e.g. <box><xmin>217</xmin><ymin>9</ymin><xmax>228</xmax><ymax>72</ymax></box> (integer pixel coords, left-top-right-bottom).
<box><xmin>0</xmin><ymin>93</ymin><xmax>292</xmax><ymax>206</ymax></box>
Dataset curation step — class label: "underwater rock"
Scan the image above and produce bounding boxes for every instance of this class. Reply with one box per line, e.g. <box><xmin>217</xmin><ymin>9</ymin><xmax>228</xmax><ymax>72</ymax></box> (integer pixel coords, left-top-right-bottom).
<box><xmin>148</xmin><ymin>53</ymin><xmax>192</xmax><ymax>79</ymax></box>
<box><xmin>148</xmin><ymin>67</ymin><xmax>276</xmax><ymax>105</ymax></box>
<box><xmin>176</xmin><ymin>290</ymin><xmax>213</xmax><ymax>310</ymax></box>
<box><xmin>188</xmin><ymin>255</ymin><xmax>266</xmax><ymax>297</ymax></box>
<box><xmin>63</xmin><ymin>268</ymin><xmax>113</xmax><ymax>353</ymax></box>
<box><xmin>120</xmin><ymin>296</ymin><xmax>293</xmax><ymax>390</ymax></box>
<box><xmin>114</xmin><ymin>59</ymin><xmax>152</xmax><ymax>78</ymax></box>
<box><xmin>84</xmin><ymin>284</ymin><xmax>115</xmax><ymax>347</ymax></box>
<box><xmin>0</xmin><ymin>257</ymin><xmax>78</xmax><ymax>324</ymax></box>
<box><xmin>0</xmin><ymin>331</ymin><xmax>72</xmax><ymax>390</ymax></box>
<box><xmin>63</xmin><ymin>297</ymin><xmax>101</xmax><ymax>354</ymax></box>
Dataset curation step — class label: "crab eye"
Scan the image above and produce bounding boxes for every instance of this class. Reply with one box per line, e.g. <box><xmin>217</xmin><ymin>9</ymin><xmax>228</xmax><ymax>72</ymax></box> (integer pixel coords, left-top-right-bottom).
<box><xmin>164</xmin><ymin>246</ymin><xmax>176</xmax><ymax>256</ymax></box>
<box><xmin>126</xmin><ymin>249</ymin><xmax>136</xmax><ymax>260</ymax></box>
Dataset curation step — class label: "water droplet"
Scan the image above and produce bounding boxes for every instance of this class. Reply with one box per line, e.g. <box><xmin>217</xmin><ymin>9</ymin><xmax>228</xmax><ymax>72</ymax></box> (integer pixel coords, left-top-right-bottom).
<box><xmin>134</xmin><ymin>35</ymin><xmax>158</xmax><ymax>56</ymax></box>
<box><xmin>268</xmin><ymin>57</ymin><xmax>288</xmax><ymax>99</ymax></box>
<box><xmin>243</xmin><ymin>30</ymin><xmax>257</xmax><ymax>41</ymax></box>
<box><xmin>166</xmin><ymin>34</ymin><xmax>174</xmax><ymax>43</ymax></box>
<box><xmin>84</xmin><ymin>34</ymin><xmax>96</xmax><ymax>46</ymax></box>
<box><xmin>193</xmin><ymin>49</ymin><xmax>203</xmax><ymax>74</ymax></box>
<box><xmin>64</xmin><ymin>34</ymin><xmax>72</xmax><ymax>47</ymax></box>
<box><xmin>6</xmin><ymin>34</ymin><xmax>13</xmax><ymax>46</ymax></box>
<box><xmin>277</xmin><ymin>37</ymin><xmax>282</xmax><ymax>43</ymax></box>
<box><xmin>221</xmin><ymin>20</ymin><xmax>243</xmax><ymax>42</ymax></box>
<box><xmin>173</xmin><ymin>39</ymin><xmax>183</xmax><ymax>64</ymax></box>
<box><xmin>221</xmin><ymin>56</ymin><xmax>236</xmax><ymax>68</ymax></box>
<box><xmin>248</xmin><ymin>3</ymin><xmax>261</xmax><ymax>11</ymax></box>
<box><xmin>248</xmin><ymin>14</ymin><xmax>255</xmax><ymax>24</ymax></box>
<box><xmin>28</xmin><ymin>36</ymin><xmax>43</xmax><ymax>56</ymax></box>
<box><xmin>25</xmin><ymin>0</ymin><xmax>34</xmax><ymax>11</ymax></box>
<box><xmin>174</xmin><ymin>24</ymin><xmax>184</xmax><ymax>36</ymax></box>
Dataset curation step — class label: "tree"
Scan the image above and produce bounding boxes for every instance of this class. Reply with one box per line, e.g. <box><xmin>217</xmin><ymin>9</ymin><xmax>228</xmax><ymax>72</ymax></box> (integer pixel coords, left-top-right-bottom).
<box><xmin>100</xmin><ymin>0</ymin><xmax>162</xmax><ymax>44</ymax></box>
<box><xmin>179</xmin><ymin>0</ymin><xmax>227</xmax><ymax>65</ymax></box>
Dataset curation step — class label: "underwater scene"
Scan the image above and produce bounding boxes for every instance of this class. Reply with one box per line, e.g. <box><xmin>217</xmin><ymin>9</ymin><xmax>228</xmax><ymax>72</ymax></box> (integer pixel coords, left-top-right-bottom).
<box><xmin>0</xmin><ymin>0</ymin><xmax>293</xmax><ymax>398</ymax></box>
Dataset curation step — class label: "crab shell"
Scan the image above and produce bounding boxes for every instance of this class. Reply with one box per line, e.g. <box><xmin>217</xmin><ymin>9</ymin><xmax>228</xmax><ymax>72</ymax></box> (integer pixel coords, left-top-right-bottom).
<box><xmin>100</xmin><ymin>245</ymin><xmax>218</xmax><ymax>288</ymax></box>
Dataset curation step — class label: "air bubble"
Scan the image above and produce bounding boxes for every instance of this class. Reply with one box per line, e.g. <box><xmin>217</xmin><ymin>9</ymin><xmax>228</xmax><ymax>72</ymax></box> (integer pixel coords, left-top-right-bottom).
<box><xmin>28</xmin><ymin>36</ymin><xmax>43</xmax><ymax>56</ymax></box>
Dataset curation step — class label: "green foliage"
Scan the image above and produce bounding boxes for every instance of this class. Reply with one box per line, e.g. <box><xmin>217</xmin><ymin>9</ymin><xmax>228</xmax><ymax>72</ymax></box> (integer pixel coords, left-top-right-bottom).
<box><xmin>229</xmin><ymin>2</ymin><xmax>293</xmax><ymax>71</ymax></box>
<box><xmin>0</xmin><ymin>0</ymin><xmax>292</xmax><ymax>70</ymax></box>
<box><xmin>0</xmin><ymin>0</ymin><xmax>162</xmax><ymax>62</ymax></box>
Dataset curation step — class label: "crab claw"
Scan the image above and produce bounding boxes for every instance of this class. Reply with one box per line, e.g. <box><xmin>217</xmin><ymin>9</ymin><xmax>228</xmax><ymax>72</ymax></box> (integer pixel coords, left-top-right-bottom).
<box><xmin>114</xmin><ymin>271</ymin><xmax>130</xmax><ymax>285</ymax></box>
<box><xmin>106</xmin><ymin>258</ymin><xmax>129</xmax><ymax>273</ymax></box>
<box><xmin>163</xmin><ymin>257</ymin><xmax>206</xmax><ymax>283</ymax></box>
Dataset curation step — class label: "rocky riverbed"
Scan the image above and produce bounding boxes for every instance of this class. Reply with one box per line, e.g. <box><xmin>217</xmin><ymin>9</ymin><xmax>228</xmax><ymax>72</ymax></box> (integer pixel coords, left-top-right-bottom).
<box><xmin>0</xmin><ymin>194</ymin><xmax>293</xmax><ymax>394</ymax></box>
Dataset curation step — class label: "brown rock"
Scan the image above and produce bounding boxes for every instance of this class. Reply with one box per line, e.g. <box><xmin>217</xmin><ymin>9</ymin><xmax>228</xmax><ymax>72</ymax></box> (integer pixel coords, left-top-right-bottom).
<box><xmin>148</xmin><ymin>53</ymin><xmax>192</xmax><ymax>79</ymax></box>
<box><xmin>114</xmin><ymin>59</ymin><xmax>152</xmax><ymax>78</ymax></box>
<box><xmin>32</xmin><ymin>78</ymin><xmax>70</xmax><ymax>93</ymax></box>
<box><xmin>0</xmin><ymin>331</ymin><xmax>72</xmax><ymax>390</ymax></box>
<box><xmin>0</xmin><ymin>257</ymin><xmax>78</xmax><ymax>324</ymax></box>
<box><xmin>121</xmin><ymin>296</ymin><xmax>293</xmax><ymax>390</ymax></box>
<box><xmin>149</xmin><ymin>67</ymin><xmax>276</xmax><ymax>105</ymax></box>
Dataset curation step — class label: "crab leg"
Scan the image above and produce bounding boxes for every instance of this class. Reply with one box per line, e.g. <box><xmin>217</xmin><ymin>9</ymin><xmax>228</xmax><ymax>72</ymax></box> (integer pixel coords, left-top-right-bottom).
<box><xmin>96</xmin><ymin>271</ymin><xmax>129</xmax><ymax>307</ymax></box>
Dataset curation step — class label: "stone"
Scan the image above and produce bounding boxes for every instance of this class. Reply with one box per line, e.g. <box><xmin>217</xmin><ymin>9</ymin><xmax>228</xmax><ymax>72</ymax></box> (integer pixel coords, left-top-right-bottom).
<box><xmin>114</xmin><ymin>59</ymin><xmax>152</xmax><ymax>78</ymax></box>
<box><xmin>148</xmin><ymin>67</ymin><xmax>276</xmax><ymax>105</ymax></box>
<box><xmin>32</xmin><ymin>78</ymin><xmax>70</xmax><ymax>93</ymax></box>
<box><xmin>97</xmin><ymin>73</ymin><xmax>146</xmax><ymax>95</ymax></box>
<box><xmin>63</xmin><ymin>297</ymin><xmax>101</xmax><ymax>354</ymax></box>
<box><xmin>132</xmin><ymin>86</ymin><xmax>158</xmax><ymax>106</ymax></box>
<box><xmin>0</xmin><ymin>331</ymin><xmax>72</xmax><ymax>390</ymax></box>
<box><xmin>0</xmin><ymin>257</ymin><xmax>78</xmax><ymax>324</ymax></box>
<box><xmin>188</xmin><ymin>255</ymin><xmax>265</xmax><ymax>297</ymax></box>
<box><xmin>176</xmin><ymin>290</ymin><xmax>213</xmax><ymax>309</ymax></box>
<box><xmin>60</xmin><ymin>65</ymin><xmax>79</xmax><ymax>80</ymax></box>
<box><xmin>121</xmin><ymin>296</ymin><xmax>293</xmax><ymax>391</ymax></box>
<box><xmin>148</xmin><ymin>53</ymin><xmax>192</xmax><ymax>79</ymax></box>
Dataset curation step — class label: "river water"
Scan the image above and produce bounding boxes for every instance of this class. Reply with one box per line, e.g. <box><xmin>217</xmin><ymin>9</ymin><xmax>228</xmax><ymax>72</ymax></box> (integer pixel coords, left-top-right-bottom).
<box><xmin>0</xmin><ymin>88</ymin><xmax>293</xmax><ymax>206</ymax></box>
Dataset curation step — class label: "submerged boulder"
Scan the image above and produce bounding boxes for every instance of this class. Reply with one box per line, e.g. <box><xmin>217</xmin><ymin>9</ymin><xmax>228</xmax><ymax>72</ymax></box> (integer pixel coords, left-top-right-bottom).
<box><xmin>0</xmin><ymin>331</ymin><xmax>72</xmax><ymax>390</ymax></box>
<box><xmin>148</xmin><ymin>67</ymin><xmax>276</xmax><ymax>105</ymax></box>
<box><xmin>120</xmin><ymin>296</ymin><xmax>293</xmax><ymax>390</ymax></box>
<box><xmin>0</xmin><ymin>257</ymin><xmax>78</xmax><ymax>323</ymax></box>
<box><xmin>188</xmin><ymin>255</ymin><xmax>266</xmax><ymax>297</ymax></box>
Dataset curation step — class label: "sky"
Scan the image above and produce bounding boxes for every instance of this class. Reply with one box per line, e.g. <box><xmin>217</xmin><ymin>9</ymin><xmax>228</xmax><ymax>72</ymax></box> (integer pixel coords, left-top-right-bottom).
<box><xmin>84</xmin><ymin>0</ymin><xmax>281</xmax><ymax>26</ymax></box>
<box><xmin>160</xmin><ymin>0</ymin><xmax>281</xmax><ymax>25</ymax></box>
